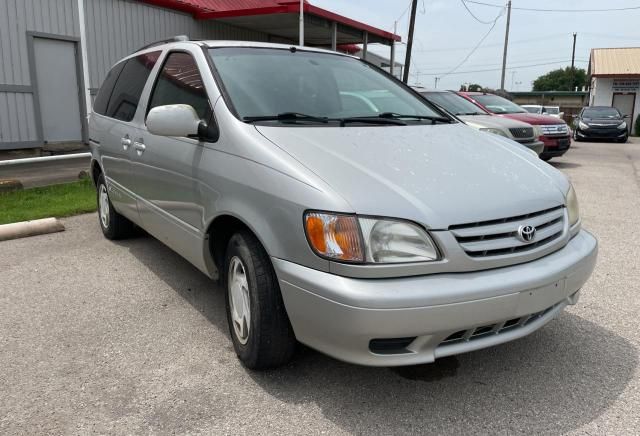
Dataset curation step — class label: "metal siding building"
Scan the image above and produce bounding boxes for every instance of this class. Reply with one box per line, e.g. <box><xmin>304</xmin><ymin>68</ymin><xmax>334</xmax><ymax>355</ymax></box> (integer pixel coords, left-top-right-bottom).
<box><xmin>0</xmin><ymin>0</ymin><xmax>270</xmax><ymax>150</ymax></box>
<box><xmin>0</xmin><ymin>0</ymin><xmax>398</xmax><ymax>151</ymax></box>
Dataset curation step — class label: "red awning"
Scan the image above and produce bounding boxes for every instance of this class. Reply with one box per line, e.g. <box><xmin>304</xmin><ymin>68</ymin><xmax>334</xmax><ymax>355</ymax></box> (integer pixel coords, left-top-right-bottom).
<box><xmin>141</xmin><ymin>0</ymin><xmax>400</xmax><ymax>44</ymax></box>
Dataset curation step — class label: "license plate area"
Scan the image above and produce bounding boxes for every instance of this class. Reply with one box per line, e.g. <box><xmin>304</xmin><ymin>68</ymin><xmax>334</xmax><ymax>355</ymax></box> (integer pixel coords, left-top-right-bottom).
<box><xmin>515</xmin><ymin>279</ymin><xmax>566</xmax><ymax>316</ymax></box>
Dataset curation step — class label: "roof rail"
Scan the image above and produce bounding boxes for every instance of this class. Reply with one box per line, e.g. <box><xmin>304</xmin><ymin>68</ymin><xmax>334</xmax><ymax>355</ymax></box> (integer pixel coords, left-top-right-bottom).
<box><xmin>134</xmin><ymin>35</ymin><xmax>189</xmax><ymax>53</ymax></box>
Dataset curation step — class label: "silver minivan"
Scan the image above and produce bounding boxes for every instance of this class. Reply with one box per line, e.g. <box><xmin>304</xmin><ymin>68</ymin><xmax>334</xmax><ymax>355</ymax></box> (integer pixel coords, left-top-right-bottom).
<box><xmin>89</xmin><ymin>38</ymin><xmax>597</xmax><ymax>369</ymax></box>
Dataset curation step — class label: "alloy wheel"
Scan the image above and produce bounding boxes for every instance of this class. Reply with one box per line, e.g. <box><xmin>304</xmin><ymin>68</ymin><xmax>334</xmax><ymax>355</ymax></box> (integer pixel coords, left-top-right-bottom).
<box><xmin>228</xmin><ymin>256</ymin><xmax>251</xmax><ymax>344</ymax></box>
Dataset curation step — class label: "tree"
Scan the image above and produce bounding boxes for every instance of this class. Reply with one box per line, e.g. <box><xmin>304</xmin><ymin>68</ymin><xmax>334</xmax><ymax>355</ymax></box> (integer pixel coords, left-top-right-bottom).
<box><xmin>533</xmin><ymin>67</ymin><xmax>587</xmax><ymax>91</ymax></box>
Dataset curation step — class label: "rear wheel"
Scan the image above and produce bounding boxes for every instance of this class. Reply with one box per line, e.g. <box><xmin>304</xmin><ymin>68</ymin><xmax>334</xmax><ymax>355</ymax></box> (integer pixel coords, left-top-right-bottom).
<box><xmin>96</xmin><ymin>174</ymin><xmax>134</xmax><ymax>240</ymax></box>
<box><xmin>224</xmin><ymin>230</ymin><xmax>296</xmax><ymax>369</ymax></box>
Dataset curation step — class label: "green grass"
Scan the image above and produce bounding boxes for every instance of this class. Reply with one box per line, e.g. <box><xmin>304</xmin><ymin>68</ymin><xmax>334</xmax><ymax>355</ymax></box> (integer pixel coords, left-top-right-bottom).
<box><xmin>0</xmin><ymin>179</ymin><xmax>97</xmax><ymax>225</ymax></box>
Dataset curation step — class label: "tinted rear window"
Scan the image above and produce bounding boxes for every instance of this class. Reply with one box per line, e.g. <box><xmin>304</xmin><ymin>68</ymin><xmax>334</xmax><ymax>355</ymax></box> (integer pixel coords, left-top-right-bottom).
<box><xmin>105</xmin><ymin>51</ymin><xmax>161</xmax><ymax>122</ymax></box>
<box><xmin>93</xmin><ymin>61</ymin><xmax>125</xmax><ymax>115</ymax></box>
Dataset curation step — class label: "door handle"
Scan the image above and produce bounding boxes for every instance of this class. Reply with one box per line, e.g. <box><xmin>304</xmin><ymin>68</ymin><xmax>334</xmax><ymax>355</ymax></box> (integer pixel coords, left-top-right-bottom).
<box><xmin>133</xmin><ymin>141</ymin><xmax>146</xmax><ymax>156</ymax></box>
<box><xmin>121</xmin><ymin>136</ymin><xmax>132</xmax><ymax>150</ymax></box>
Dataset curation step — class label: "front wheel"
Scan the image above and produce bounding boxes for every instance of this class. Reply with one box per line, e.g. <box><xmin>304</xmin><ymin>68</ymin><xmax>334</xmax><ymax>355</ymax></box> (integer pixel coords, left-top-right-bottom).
<box><xmin>224</xmin><ymin>230</ymin><xmax>296</xmax><ymax>369</ymax></box>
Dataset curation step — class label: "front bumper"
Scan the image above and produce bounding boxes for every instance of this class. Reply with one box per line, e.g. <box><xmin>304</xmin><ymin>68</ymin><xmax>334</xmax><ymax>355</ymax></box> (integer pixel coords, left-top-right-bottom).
<box><xmin>576</xmin><ymin>128</ymin><xmax>627</xmax><ymax>140</ymax></box>
<box><xmin>517</xmin><ymin>139</ymin><xmax>545</xmax><ymax>156</ymax></box>
<box><xmin>274</xmin><ymin>230</ymin><xmax>597</xmax><ymax>366</ymax></box>
<box><xmin>540</xmin><ymin>134</ymin><xmax>571</xmax><ymax>158</ymax></box>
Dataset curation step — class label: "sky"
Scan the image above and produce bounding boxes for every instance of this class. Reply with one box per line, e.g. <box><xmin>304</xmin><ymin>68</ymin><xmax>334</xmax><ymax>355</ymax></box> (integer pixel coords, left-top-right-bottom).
<box><xmin>311</xmin><ymin>0</ymin><xmax>639</xmax><ymax>91</ymax></box>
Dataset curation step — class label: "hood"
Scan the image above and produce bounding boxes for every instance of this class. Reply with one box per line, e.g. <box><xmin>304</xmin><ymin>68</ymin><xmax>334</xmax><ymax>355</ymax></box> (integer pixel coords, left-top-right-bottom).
<box><xmin>459</xmin><ymin>114</ymin><xmax>532</xmax><ymax>130</ymax></box>
<box><xmin>498</xmin><ymin>112</ymin><xmax>565</xmax><ymax>125</ymax></box>
<box><xmin>256</xmin><ymin>123</ymin><xmax>568</xmax><ymax>229</ymax></box>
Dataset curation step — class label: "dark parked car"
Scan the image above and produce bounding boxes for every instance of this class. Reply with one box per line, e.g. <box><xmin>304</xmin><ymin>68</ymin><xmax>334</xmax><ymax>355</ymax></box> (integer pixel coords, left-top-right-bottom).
<box><xmin>573</xmin><ymin>106</ymin><xmax>629</xmax><ymax>143</ymax></box>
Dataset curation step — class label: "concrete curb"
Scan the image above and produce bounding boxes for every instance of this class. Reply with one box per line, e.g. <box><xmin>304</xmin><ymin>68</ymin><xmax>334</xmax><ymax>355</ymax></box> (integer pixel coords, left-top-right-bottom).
<box><xmin>0</xmin><ymin>218</ymin><xmax>65</xmax><ymax>242</ymax></box>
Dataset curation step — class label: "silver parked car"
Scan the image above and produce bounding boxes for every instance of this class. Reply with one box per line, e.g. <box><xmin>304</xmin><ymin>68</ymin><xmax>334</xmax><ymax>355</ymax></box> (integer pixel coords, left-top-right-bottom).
<box><xmin>89</xmin><ymin>38</ymin><xmax>597</xmax><ymax>369</ymax></box>
<box><xmin>417</xmin><ymin>89</ymin><xmax>545</xmax><ymax>156</ymax></box>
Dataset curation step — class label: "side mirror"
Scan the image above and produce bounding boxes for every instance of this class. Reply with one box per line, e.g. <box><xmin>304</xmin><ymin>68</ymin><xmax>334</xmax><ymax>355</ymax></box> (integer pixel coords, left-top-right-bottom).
<box><xmin>623</xmin><ymin>114</ymin><xmax>630</xmax><ymax>119</ymax></box>
<box><xmin>559</xmin><ymin>112</ymin><xmax>564</xmax><ymax>118</ymax></box>
<box><xmin>147</xmin><ymin>104</ymin><xmax>219</xmax><ymax>142</ymax></box>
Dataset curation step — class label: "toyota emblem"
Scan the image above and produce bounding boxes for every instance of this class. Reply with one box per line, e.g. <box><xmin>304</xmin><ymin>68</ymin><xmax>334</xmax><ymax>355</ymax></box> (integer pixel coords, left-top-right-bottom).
<box><xmin>517</xmin><ymin>225</ymin><xmax>536</xmax><ymax>242</ymax></box>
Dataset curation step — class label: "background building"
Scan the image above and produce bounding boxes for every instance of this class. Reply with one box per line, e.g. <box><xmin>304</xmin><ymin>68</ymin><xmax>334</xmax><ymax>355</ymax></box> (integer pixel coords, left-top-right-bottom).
<box><xmin>0</xmin><ymin>0</ymin><xmax>399</xmax><ymax>151</ymax></box>
<box><xmin>588</xmin><ymin>47</ymin><xmax>640</xmax><ymax>133</ymax></box>
<box><xmin>511</xmin><ymin>91</ymin><xmax>589</xmax><ymax>121</ymax></box>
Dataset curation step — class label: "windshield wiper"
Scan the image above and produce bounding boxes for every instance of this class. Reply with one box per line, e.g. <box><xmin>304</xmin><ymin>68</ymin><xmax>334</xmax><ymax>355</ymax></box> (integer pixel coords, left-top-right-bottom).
<box><xmin>243</xmin><ymin>112</ymin><xmax>329</xmax><ymax>123</ymax></box>
<box><xmin>376</xmin><ymin>112</ymin><xmax>452</xmax><ymax>124</ymax></box>
<box><xmin>330</xmin><ymin>117</ymin><xmax>407</xmax><ymax>127</ymax></box>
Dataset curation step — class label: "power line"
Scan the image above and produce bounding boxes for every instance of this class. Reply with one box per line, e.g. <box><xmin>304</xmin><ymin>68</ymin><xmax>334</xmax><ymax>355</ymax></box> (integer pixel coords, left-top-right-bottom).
<box><xmin>418</xmin><ymin>60</ymin><xmax>588</xmax><ymax>76</ymax></box>
<box><xmin>438</xmin><ymin>5</ymin><xmax>505</xmax><ymax>78</ymax></box>
<box><xmin>412</xmin><ymin>33</ymin><xmax>571</xmax><ymax>53</ymax></box>
<box><xmin>415</xmin><ymin>56</ymin><xmax>589</xmax><ymax>70</ymax></box>
<box><xmin>460</xmin><ymin>0</ymin><xmax>496</xmax><ymax>24</ymax></box>
<box><xmin>464</xmin><ymin>0</ymin><xmax>640</xmax><ymax>12</ymax></box>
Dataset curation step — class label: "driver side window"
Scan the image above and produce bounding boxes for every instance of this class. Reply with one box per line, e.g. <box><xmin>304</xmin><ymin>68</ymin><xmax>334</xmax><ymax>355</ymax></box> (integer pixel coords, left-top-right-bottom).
<box><xmin>148</xmin><ymin>52</ymin><xmax>211</xmax><ymax>120</ymax></box>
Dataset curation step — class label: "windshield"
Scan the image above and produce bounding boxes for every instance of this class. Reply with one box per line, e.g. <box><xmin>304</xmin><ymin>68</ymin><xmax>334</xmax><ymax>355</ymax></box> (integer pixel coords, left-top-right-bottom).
<box><xmin>423</xmin><ymin>91</ymin><xmax>486</xmax><ymax>115</ymax></box>
<box><xmin>523</xmin><ymin>106</ymin><xmax>541</xmax><ymax>114</ymax></box>
<box><xmin>473</xmin><ymin>95</ymin><xmax>526</xmax><ymax>114</ymax></box>
<box><xmin>208</xmin><ymin>47</ymin><xmax>445</xmax><ymax>124</ymax></box>
<box><xmin>544</xmin><ymin>106</ymin><xmax>560</xmax><ymax>115</ymax></box>
<box><xmin>583</xmin><ymin>107</ymin><xmax>621</xmax><ymax>119</ymax></box>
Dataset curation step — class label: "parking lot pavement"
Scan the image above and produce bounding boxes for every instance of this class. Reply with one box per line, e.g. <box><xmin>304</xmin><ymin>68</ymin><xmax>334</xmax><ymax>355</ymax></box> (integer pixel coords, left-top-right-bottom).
<box><xmin>1</xmin><ymin>139</ymin><xmax>640</xmax><ymax>435</ymax></box>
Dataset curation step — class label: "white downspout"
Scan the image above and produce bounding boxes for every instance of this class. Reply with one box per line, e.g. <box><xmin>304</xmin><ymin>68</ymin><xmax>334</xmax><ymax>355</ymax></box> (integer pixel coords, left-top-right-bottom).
<box><xmin>299</xmin><ymin>0</ymin><xmax>304</xmax><ymax>46</ymax></box>
<box><xmin>77</xmin><ymin>0</ymin><xmax>92</xmax><ymax>116</ymax></box>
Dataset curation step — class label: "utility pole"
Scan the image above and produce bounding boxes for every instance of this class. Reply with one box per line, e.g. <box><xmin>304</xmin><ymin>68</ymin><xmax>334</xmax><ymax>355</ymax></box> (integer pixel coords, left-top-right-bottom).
<box><xmin>570</xmin><ymin>32</ymin><xmax>577</xmax><ymax>91</ymax></box>
<box><xmin>403</xmin><ymin>0</ymin><xmax>418</xmax><ymax>84</ymax></box>
<box><xmin>434</xmin><ymin>77</ymin><xmax>440</xmax><ymax>89</ymax></box>
<box><xmin>299</xmin><ymin>0</ymin><xmax>304</xmax><ymax>46</ymax></box>
<box><xmin>499</xmin><ymin>0</ymin><xmax>512</xmax><ymax>90</ymax></box>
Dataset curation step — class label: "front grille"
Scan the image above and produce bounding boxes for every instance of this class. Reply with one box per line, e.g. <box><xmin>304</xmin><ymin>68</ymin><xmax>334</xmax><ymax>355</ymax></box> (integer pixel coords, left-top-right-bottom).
<box><xmin>540</xmin><ymin>124</ymin><xmax>569</xmax><ymax>136</ymax></box>
<box><xmin>509</xmin><ymin>127</ymin><xmax>534</xmax><ymax>139</ymax></box>
<box><xmin>438</xmin><ymin>303</ymin><xmax>561</xmax><ymax>347</ymax></box>
<box><xmin>450</xmin><ymin>206</ymin><xmax>565</xmax><ymax>258</ymax></box>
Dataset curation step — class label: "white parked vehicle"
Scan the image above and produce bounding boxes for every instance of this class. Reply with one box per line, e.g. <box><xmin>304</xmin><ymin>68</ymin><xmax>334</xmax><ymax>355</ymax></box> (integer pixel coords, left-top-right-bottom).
<box><xmin>522</xmin><ymin>105</ymin><xmax>564</xmax><ymax>119</ymax></box>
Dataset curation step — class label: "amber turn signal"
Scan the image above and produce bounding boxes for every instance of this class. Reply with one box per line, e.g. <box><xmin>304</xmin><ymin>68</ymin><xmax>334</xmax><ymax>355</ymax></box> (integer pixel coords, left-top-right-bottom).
<box><xmin>304</xmin><ymin>212</ymin><xmax>364</xmax><ymax>262</ymax></box>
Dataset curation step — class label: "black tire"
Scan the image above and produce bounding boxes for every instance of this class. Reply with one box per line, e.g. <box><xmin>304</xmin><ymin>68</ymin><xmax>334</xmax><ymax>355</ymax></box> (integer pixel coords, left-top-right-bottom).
<box><xmin>224</xmin><ymin>230</ymin><xmax>296</xmax><ymax>369</ymax></box>
<box><xmin>617</xmin><ymin>136</ymin><xmax>628</xmax><ymax>143</ymax></box>
<box><xmin>573</xmin><ymin>131</ymin><xmax>582</xmax><ymax>142</ymax></box>
<box><xmin>96</xmin><ymin>173</ymin><xmax>135</xmax><ymax>240</ymax></box>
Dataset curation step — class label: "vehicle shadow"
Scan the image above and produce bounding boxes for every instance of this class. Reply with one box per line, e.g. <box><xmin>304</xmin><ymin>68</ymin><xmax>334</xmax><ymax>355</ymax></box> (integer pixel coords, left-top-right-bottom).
<box><xmin>551</xmin><ymin>161</ymin><xmax>582</xmax><ymax>169</ymax></box>
<box><xmin>113</xmin><ymin>234</ymin><xmax>230</xmax><ymax>340</ymax></box>
<box><xmin>116</xmin><ymin>235</ymin><xmax>636</xmax><ymax>435</ymax></box>
<box><xmin>249</xmin><ymin>314</ymin><xmax>636</xmax><ymax>434</ymax></box>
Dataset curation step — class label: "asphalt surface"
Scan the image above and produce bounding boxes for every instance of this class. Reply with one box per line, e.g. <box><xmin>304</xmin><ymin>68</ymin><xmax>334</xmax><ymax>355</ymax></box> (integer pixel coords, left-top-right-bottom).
<box><xmin>2</xmin><ymin>139</ymin><xmax>640</xmax><ymax>435</ymax></box>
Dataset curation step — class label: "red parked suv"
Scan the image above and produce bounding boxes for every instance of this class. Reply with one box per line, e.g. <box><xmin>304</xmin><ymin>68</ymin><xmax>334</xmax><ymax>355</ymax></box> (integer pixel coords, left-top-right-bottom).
<box><xmin>458</xmin><ymin>92</ymin><xmax>571</xmax><ymax>161</ymax></box>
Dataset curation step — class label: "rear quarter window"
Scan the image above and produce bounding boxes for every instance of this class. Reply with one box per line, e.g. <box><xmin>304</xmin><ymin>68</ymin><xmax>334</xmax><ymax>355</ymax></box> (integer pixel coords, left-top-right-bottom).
<box><xmin>93</xmin><ymin>61</ymin><xmax>125</xmax><ymax>116</ymax></box>
<box><xmin>103</xmin><ymin>51</ymin><xmax>161</xmax><ymax>122</ymax></box>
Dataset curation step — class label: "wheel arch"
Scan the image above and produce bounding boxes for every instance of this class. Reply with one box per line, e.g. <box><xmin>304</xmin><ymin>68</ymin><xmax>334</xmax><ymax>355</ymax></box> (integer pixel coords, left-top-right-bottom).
<box><xmin>90</xmin><ymin>159</ymin><xmax>103</xmax><ymax>187</ymax></box>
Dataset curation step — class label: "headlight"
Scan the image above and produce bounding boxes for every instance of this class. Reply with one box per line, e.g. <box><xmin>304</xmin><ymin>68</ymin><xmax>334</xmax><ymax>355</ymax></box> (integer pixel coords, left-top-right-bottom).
<box><xmin>578</xmin><ymin>121</ymin><xmax>590</xmax><ymax>130</ymax></box>
<box><xmin>533</xmin><ymin>125</ymin><xmax>543</xmax><ymax>138</ymax></box>
<box><xmin>480</xmin><ymin>127</ymin><xmax>509</xmax><ymax>138</ymax></box>
<box><xmin>617</xmin><ymin>121</ymin><xmax>627</xmax><ymax>130</ymax></box>
<box><xmin>304</xmin><ymin>212</ymin><xmax>439</xmax><ymax>264</ymax></box>
<box><xmin>566</xmin><ymin>185</ymin><xmax>580</xmax><ymax>226</ymax></box>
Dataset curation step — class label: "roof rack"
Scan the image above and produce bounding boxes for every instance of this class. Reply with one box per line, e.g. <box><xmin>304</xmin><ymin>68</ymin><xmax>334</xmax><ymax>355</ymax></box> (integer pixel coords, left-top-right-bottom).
<box><xmin>134</xmin><ymin>35</ymin><xmax>189</xmax><ymax>53</ymax></box>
